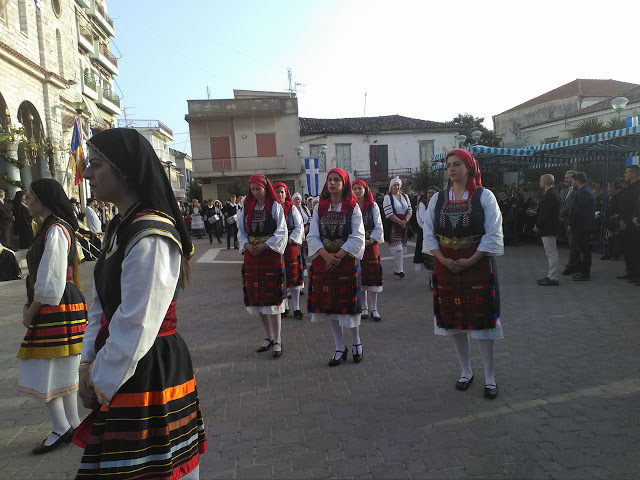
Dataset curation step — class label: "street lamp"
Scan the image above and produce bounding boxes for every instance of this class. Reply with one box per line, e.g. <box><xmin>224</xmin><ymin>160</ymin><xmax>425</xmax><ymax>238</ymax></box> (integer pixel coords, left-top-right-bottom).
<box><xmin>454</xmin><ymin>134</ymin><xmax>467</xmax><ymax>147</ymax></box>
<box><xmin>471</xmin><ymin>130</ymin><xmax>482</xmax><ymax>144</ymax></box>
<box><xmin>611</xmin><ymin>97</ymin><xmax>628</xmax><ymax>116</ymax></box>
<box><xmin>295</xmin><ymin>145</ymin><xmax>303</xmax><ymax>157</ymax></box>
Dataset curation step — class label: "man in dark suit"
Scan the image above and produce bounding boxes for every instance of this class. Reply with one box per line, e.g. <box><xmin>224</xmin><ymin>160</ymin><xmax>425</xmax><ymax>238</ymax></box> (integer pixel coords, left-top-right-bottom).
<box><xmin>568</xmin><ymin>172</ymin><xmax>595</xmax><ymax>281</ymax></box>
<box><xmin>222</xmin><ymin>194</ymin><xmax>239</xmax><ymax>249</ymax></box>
<box><xmin>0</xmin><ymin>189</ymin><xmax>14</xmax><ymax>247</ymax></box>
<box><xmin>536</xmin><ymin>174</ymin><xmax>562</xmax><ymax>286</ymax></box>
<box><xmin>617</xmin><ymin>165</ymin><xmax>640</xmax><ymax>282</ymax></box>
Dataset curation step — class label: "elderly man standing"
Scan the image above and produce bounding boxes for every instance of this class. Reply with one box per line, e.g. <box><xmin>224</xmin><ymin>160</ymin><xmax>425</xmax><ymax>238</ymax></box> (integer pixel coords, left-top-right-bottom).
<box><xmin>617</xmin><ymin>165</ymin><xmax>640</xmax><ymax>283</ymax></box>
<box><xmin>560</xmin><ymin>169</ymin><xmax>578</xmax><ymax>275</ymax></box>
<box><xmin>84</xmin><ymin>197</ymin><xmax>102</xmax><ymax>234</ymax></box>
<box><xmin>0</xmin><ymin>189</ymin><xmax>13</xmax><ymax>247</ymax></box>
<box><xmin>536</xmin><ymin>174</ymin><xmax>562</xmax><ymax>286</ymax></box>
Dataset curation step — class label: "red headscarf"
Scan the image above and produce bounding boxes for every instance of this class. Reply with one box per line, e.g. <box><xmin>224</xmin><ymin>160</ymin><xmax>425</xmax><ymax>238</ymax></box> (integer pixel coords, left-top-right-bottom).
<box><xmin>272</xmin><ymin>182</ymin><xmax>293</xmax><ymax>217</ymax></box>
<box><xmin>318</xmin><ymin>168</ymin><xmax>357</xmax><ymax>217</ymax></box>
<box><xmin>352</xmin><ymin>179</ymin><xmax>374</xmax><ymax>213</ymax></box>
<box><xmin>244</xmin><ymin>174</ymin><xmax>278</xmax><ymax>226</ymax></box>
<box><xmin>446</xmin><ymin>149</ymin><xmax>483</xmax><ymax>198</ymax></box>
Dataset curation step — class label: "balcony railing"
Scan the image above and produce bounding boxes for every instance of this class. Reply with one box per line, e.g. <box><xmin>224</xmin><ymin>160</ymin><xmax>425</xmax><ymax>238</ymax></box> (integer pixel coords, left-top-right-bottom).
<box><xmin>79</xmin><ymin>24</ymin><xmax>93</xmax><ymax>42</ymax></box>
<box><xmin>209</xmin><ymin>155</ymin><xmax>286</xmax><ymax>172</ymax></box>
<box><xmin>95</xmin><ymin>3</ymin><xmax>114</xmax><ymax>28</ymax></box>
<box><xmin>99</xmin><ymin>43</ymin><xmax>118</xmax><ymax>67</ymax></box>
<box><xmin>102</xmin><ymin>85</ymin><xmax>120</xmax><ymax>107</ymax></box>
<box><xmin>354</xmin><ymin>168</ymin><xmax>415</xmax><ymax>183</ymax></box>
<box><xmin>125</xmin><ymin>120</ymin><xmax>173</xmax><ymax>139</ymax></box>
<box><xmin>83</xmin><ymin>70</ymin><xmax>97</xmax><ymax>91</ymax></box>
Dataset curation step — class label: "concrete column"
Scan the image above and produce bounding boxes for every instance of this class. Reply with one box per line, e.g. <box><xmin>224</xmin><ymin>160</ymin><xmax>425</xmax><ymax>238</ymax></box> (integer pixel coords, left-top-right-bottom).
<box><xmin>20</xmin><ymin>165</ymin><xmax>33</xmax><ymax>189</ymax></box>
<box><xmin>4</xmin><ymin>139</ymin><xmax>22</xmax><ymax>197</ymax></box>
<box><xmin>40</xmin><ymin>152</ymin><xmax>51</xmax><ymax>179</ymax></box>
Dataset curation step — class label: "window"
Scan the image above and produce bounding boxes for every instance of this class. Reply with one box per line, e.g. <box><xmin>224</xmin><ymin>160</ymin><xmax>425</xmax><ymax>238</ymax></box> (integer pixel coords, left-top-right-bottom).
<box><xmin>256</xmin><ymin>133</ymin><xmax>276</xmax><ymax>157</ymax></box>
<box><xmin>210</xmin><ymin>136</ymin><xmax>231</xmax><ymax>171</ymax></box>
<box><xmin>51</xmin><ymin>0</ymin><xmax>62</xmax><ymax>18</ymax></box>
<box><xmin>335</xmin><ymin>144</ymin><xmax>351</xmax><ymax>171</ymax></box>
<box><xmin>310</xmin><ymin>144</ymin><xmax>326</xmax><ymax>172</ymax></box>
<box><xmin>419</xmin><ymin>140</ymin><xmax>434</xmax><ymax>165</ymax></box>
<box><xmin>18</xmin><ymin>0</ymin><xmax>28</xmax><ymax>33</ymax></box>
<box><xmin>56</xmin><ymin>29</ymin><xmax>64</xmax><ymax>76</ymax></box>
<box><xmin>0</xmin><ymin>2</ymin><xmax>7</xmax><ymax>23</ymax></box>
<box><xmin>203</xmin><ymin>178</ymin><xmax>211</xmax><ymax>184</ymax></box>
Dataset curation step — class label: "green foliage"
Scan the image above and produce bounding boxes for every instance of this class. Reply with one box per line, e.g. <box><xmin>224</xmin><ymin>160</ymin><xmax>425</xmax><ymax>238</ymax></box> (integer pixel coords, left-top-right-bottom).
<box><xmin>570</xmin><ymin>118</ymin><xmax>608</xmax><ymax>138</ymax></box>
<box><xmin>450</xmin><ymin>113</ymin><xmax>503</xmax><ymax>147</ymax></box>
<box><xmin>412</xmin><ymin>160</ymin><xmax>437</xmax><ymax>192</ymax></box>
<box><xmin>187</xmin><ymin>180</ymin><xmax>202</xmax><ymax>202</ymax></box>
<box><xmin>1</xmin><ymin>175</ymin><xmax>26</xmax><ymax>189</ymax></box>
<box><xmin>606</xmin><ymin>117</ymin><xmax>627</xmax><ymax>131</ymax></box>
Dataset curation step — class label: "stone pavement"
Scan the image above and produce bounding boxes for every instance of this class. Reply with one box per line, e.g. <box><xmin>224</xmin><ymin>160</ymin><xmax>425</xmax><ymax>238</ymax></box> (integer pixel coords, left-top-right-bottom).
<box><xmin>1</xmin><ymin>238</ymin><xmax>639</xmax><ymax>479</ymax></box>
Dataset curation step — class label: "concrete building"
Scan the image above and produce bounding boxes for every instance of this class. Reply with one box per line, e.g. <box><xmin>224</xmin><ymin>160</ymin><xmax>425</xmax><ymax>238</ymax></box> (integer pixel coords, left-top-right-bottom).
<box><xmin>170</xmin><ymin>147</ymin><xmax>192</xmax><ymax>202</ymax></box>
<box><xmin>0</xmin><ymin>0</ymin><xmax>121</xmax><ymax>198</ymax></box>
<box><xmin>299</xmin><ymin>115</ymin><xmax>458</xmax><ymax>193</ymax></box>
<box><xmin>493</xmin><ymin>79</ymin><xmax>639</xmax><ymax>147</ymax></box>
<box><xmin>185</xmin><ymin>90</ymin><xmax>302</xmax><ymax>202</ymax></box>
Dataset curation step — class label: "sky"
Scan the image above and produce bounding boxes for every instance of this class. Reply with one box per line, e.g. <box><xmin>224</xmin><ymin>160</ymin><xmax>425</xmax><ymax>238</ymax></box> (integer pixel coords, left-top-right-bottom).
<box><xmin>108</xmin><ymin>0</ymin><xmax>640</xmax><ymax>155</ymax></box>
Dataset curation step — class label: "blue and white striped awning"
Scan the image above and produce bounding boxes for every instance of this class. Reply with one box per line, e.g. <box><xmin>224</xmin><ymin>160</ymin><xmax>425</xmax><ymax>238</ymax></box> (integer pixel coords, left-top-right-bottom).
<box><xmin>431</xmin><ymin>145</ymin><xmax>534</xmax><ymax>163</ymax></box>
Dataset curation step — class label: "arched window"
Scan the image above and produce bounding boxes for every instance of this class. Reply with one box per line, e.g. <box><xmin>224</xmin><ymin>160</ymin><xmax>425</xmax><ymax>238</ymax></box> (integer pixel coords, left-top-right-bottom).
<box><xmin>56</xmin><ymin>29</ymin><xmax>64</xmax><ymax>76</ymax></box>
<box><xmin>18</xmin><ymin>0</ymin><xmax>28</xmax><ymax>34</ymax></box>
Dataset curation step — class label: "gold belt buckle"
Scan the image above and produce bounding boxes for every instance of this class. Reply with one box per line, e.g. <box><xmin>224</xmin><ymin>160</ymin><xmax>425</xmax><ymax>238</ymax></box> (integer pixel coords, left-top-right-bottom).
<box><xmin>249</xmin><ymin>236</ymin><xmax>269</xmax><ymax>245</ymax></box>
<box><xmin>438</xmin><ymin>235</ymin><xmax>473</xmax><ymax>250</ymax></box>
<box><xmin>322</xmin><ymin>238</ymin><xmax>345</xmax><ymax>251</ymax></box>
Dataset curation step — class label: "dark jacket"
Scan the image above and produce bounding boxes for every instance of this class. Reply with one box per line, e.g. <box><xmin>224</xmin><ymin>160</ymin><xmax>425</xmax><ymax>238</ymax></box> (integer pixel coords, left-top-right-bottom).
<box><xmin>536</xmin><ymin>187</ymin><xmax>561</xmax><ymax>237</ymax></box>
<box><xmin>619</xmin><ymin>179</ymin><xmax>640</xmax><ymax>224</ymax></box>
<box><xmin>569</xmin><ymin>185</ymin><xmax>595</xmax><ymax>233</ymax></box>
<box><xmin>0</xmin><ymin>200</ymin><xmax>12</xmax><ymax>230</ymax></box>
<box><xmin>560</xmin><ymin>187</ymin><xmax>575</xmax><ymax>221</ymax></box>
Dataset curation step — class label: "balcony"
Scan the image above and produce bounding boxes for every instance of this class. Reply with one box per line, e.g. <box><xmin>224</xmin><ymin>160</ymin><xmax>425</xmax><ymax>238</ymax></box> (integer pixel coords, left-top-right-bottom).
<box><xmin>81</xmin><ymin>68</ymin><xmax>98</xmax><ymax>100</ymax></box>
<box><xmin>90</xmin><ymin>42</ymin><xmax>118</xmax><ymax>75</ymax></box>
<box><xmin>97</xmin><ymin>84</ymin><xmax>121</xmax><ymax>115</ymax></box>
<box><xmin>75</xmin><ymin>0</ymin><xmax>90</xmax><ymax>8</ymax></box>
<box><xmin>126</xmin><ymin>120</ymin><xmax>174</xmax><ymax>141</ymax></box>
<box><xmin>87</xmin><ymin>0</ymin><xmax>114</xmax><ymax>37</ymax></box>
<box><xmin>354</xmin><ymin>167</ymin><xmax>415</xmax><ymax>184</ymax></box>
<box><xmin>202</xmin><ymin>155</ymin><xmax>286</xmax><ymax>175</ymax></box>
<box><xmin>77</xmin><ymin>23</ymin><xmax>95</xmax><ymax>52</ymax></box>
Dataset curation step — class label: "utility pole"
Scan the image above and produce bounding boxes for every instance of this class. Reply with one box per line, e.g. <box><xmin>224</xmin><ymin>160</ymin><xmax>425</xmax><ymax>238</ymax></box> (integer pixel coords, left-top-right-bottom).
<box><xmin>364</xmin><ymin>92</ymin><xmax>367</xmax><ymax>117</ymax></box>
<box><xmin>287</xmin><ymin>68</ymin><xmax>293</xmax><ymax>97</ymax></box>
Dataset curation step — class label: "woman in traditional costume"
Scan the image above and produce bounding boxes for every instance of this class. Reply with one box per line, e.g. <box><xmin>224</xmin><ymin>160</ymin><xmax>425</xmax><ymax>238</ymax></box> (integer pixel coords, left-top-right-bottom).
<box><xmin>352</xmin><ymin>179</ymin><xmax>384</xmax><ymax>321</ymax></box>
<box><xmin>77</xmin><ymin>128</ymin><xmax>207</xmax><ymax>479</ymax></box>
<box><xmin>423</xmin><ymin>150</ymin><xmax>503</xmax><ymax>399</ymax></box>
<box><xmin>13</xmin><ymin>190</ymin><xmax>34</xmax><ymax>249</ymax></box>
<box><xmin>414</xmin><ymin>186</ymin><xmax>440</xmax><ymax>271</ymax></box>
<box><xmin>307</xmin><ymin>168</ymin><xmax>365</xmax><ymax>366</ymax></box>
<box><xmin>190</xmin><ymin>199</ymin><xmax>206</xmax><ymax>239</ymax></box>
<box><xmin>238</xmin><ymin>174</ymin><xmax>287</xmax><ymax>357</ymax></box>
<box><xmin>293</xmin><ymin>193</ymin><xmax>310</xmax><ymax>278</ymax></box>
<box><xmin>383</xmin><ymin>176</ymin><xmax>412</xmax><ymax>278</ymax></box>
<box><xmin>273</xmin><ymin>183</ymin><xmax>305</xmax><ymax>319</ymax></box>
<box><xmin>17</xmin><ymin>178</ymin><xmax>87</xmax><ymax>454</ymax></box>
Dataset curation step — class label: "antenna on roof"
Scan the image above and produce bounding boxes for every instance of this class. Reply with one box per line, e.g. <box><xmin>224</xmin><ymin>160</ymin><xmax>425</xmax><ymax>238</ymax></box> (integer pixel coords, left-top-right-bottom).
<box><xmin>364</xmin><ymin>92</ymin><xmax>367</xmax><ymax>117</ymax></box>
<box><xmin>206</xmin><ymin>85</ymin><xmax>211</xmax><ymax>99</ymax></box>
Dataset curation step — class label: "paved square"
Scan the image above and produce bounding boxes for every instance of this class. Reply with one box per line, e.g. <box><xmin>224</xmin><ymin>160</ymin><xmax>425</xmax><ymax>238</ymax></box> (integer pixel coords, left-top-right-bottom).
<box><xmin>1</xmin><ymin>239</ymin><xmax>639</xmax><ymax>479</ymax></box>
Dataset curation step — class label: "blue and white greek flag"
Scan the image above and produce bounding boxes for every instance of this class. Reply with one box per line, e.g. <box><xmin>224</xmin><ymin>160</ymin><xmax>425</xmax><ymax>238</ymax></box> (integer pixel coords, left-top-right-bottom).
<box><xmin>626</xmin><ymin>116</ymin><xmax>640</xmax><ymax>165</ymax></box>
<box><xmin>304</xmin><ymin>157</ymin><xmax>320</xmax><ymax>196</ymax></box>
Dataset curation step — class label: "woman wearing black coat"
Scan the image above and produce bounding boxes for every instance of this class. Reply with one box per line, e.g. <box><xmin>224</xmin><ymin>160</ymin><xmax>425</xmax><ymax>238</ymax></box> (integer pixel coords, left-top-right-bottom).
<box><xmin>12</xmin><ymin>191</ymin><xmax>33</xmax><ymax>249</ymax></box>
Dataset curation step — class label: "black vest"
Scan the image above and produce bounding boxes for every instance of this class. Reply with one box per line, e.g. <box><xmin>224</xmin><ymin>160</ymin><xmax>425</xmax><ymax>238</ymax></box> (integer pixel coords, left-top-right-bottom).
<box><xmin>319</xmin><ymin>208</ymin><xmax>353</xmax><ymax>241</ymax></box>
<box><xmin>361</xmin><ymin>205</ymin><xmax>374</xmax><ymax>233</ymax></box>
<box><xmin>246</xmin><ymin>204</ymin><xmax>278</xmax><ymax>237</ymax></box>
<box><xmin>434</xmin><ymin>187</ymin><xmax>485</xmax><ymax>238</ymax></box>
<box><xmin>94</xmin><ymin>206</ymin><xmax>182</xmax><ymax>322</ymax></box>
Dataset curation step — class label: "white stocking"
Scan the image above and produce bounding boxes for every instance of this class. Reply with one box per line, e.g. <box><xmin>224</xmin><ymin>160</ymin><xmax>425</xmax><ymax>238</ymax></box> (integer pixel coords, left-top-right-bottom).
<box><xmin>361</xmin><ymin>290</ymin><xmax>368</xmax><ymax>313</ymax></box>
<box><xmin>291</xmin><ymin>289</ymin><xmax>301</xmax><ymax>311</ymax></box>
<box><xmin>368</xmin><ymin>291</ymin><xmax>378</xmax><ymax>312</ymax></box>
<box><xmin>44</xmin><ymin>396</ymin><xmax>71</xmax><ymax>445</ymax></box>
<box><xmin>269</xmin><ymin>314</ymin><xmax>282</xmax><ymax>344</ymax></box>
<box><xmin>329</xmin><ymin>319</ymin><xmax>345</xmax><ymax>352</ymax></box>
<box><xmin>347</xmin><ymin>326</ymin><xmax>362</xmax><ymax>354</ymax></box>
<box><xmin>451</xmin><ymin>334</ymin><xmax>473</xmax><ymax>381</ymax></box>
<box><xmin>62</xmin><ymin>392</ymin><xmax>81</xmax><ymax>429</ymax></box>
<box><xmin>477</xmin><ymin>339</ymin><xmax>496</xmax><ymax>387</ymax></box>
<box><xmin>260</xmin><ymin>314</ymin><xmax>272</xmax><ymax>342</ymax></box>
<box><xmin>394</xmin><ymin>250</ymin><xmax>404</xmax><ymax>273</ymax></box>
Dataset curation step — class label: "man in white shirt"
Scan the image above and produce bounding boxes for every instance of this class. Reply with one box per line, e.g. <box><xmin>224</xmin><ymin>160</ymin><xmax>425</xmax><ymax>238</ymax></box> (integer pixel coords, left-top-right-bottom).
<box><xmin>85</xmin><ymin>198</ymin><xmax>102</xmax><ymax>233</ymax></box>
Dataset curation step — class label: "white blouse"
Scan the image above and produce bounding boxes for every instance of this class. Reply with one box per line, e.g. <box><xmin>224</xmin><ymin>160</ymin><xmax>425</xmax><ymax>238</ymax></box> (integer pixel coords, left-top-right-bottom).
<box><xmin>417</xmin><ymin>201</ymin><xmax>428</xmax><ymax>230</ymax></box>
<box><xmin>383</xmin><ymin>193</ymin><xmax>413</xmax><ymax>219</ymax></box>
<box><xmin>34</xmin><ymin>225</ymin><xmax>69</xmax><ymax>305</ymax></box>
<box><xmin>367</xmin><ymin>202</ymin><xmax>385</xmax><ymax>245</ymax></box>
<box><xmin>307</xmin><ymin>203</ymin><xmax>365</xmax><ymax>261</ymax></box>
<box><xmin>422</xmin><ymin>189</ymin><xmax>504</xmax><ymax>256</ymax></box>
<box><xmin>81</xmin><ymin>236</ymin><xmax>181</xmax><ymax>405</ymax></box>
<box><xmin>287</xmin><ymin>205</ymin><xmax>305</xmax><ymax>245</ymax></box>
<box><xmin>237</xmin><ymin>201</ymin><xmax>287</xmax><ymax>255</ymax></box>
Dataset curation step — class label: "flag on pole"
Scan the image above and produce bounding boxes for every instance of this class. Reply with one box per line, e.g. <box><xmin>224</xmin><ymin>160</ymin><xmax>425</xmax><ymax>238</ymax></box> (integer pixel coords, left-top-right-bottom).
<box><xmin>34</xmin><ymin>0</ymin><xmax>41</xmax><ymax>10</ymax></box>
<box><xmin>71</xmin><ymin>119</ymin><xmax>85</xmax><ymax>185</ymax></box>
<box><xmin>626</xmin><ymin>116</ymin><xmax>640</xmax><ymax>166</ymax></box>
<box><xmin>304</xmin><ymin>157</ymin><xmax>319</xmax><ymax>196</ymax></box>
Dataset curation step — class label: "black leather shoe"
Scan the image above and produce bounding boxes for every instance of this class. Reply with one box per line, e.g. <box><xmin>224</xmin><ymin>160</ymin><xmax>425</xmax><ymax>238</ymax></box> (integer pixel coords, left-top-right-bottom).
<box><xmin>328</xmin><ymin>349</ymin><xmax>347</xmax><ymax>367</ymax></box>
<box><xmin>256</xmin><ymin>338</ymin><xmax>274</xmax><ymax>352</ymax></box>
<box><xmin>455</xmin><ymin>375</ymin><xmax>474</xmax><ymax>391</ymax></box>
<box><xmin>617</xmin><ymin>273</ymin><xmax>633</xmax><ymax>279</ymax></box>
<box><xmin>561</xmin><ymin>268</ymin><xmax>575</xmax><ymax>275</ymax></box>
<box><xmin>272</xmin><ymin>342</ymin><xmax>283</xmax><ymax>357</ymax></box>
<box><xmin>573</xmin><ymin>273</ymin><xmax>590</xmax><ymax>281</ymax></box>
<box><xmin>282</xmin><ymin>309</ymin><xmax>289</xmax><ymax>316</ymax></box>
<box><xmin>627</xmin><ymin>276</ymin><xmax>640</xmax><ymax>283</ymax></box>
<box><xmin>352</xmin><ymin>344</ymin><xmax>363</xmax><ymax>363</ymax></box>
<box><xmin>536</xmin><ymin>277</ymin><xmax>549</xmax><ymax>284</ymax></box>
<box><xmin>484</xmin><ymin>385</ymin><xmax>498</xmax><ymax>399</ymax></box>
<box><xmin>293</xmin><ymin>309</ymin><xmax>304</xmax><ymax>319</ymax></box>
<box><xmin>398</xmin><ymin>272</ymin><xmax>405</xmax><ymax>278</ymax></box>
<box><xmin>371</xmin><ymin>310</ymin><xmax>382</xmax><ymax>322</ymax></box>
<box><xmin>32</xmin><ymin>428</ymin><xmax>73</xmax><ymax>455</ymax></box>
<box><xmin>538</xmin><ymin>278</ymin><xmax>559</xmax><ymax>286</ymax></box>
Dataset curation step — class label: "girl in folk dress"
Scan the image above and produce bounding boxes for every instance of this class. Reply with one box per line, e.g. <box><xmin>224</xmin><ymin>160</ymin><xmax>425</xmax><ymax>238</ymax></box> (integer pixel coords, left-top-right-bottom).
<box><xmin>422</xmin><ymin>150</ymin><xmax>504</xmax><ymax>399</ymax></box>
<box><xmin>307</xmin><ymin>169</ymin><xmax>365</xmax><ymax>366</ymax></box>
<box><xmin>383</xmin><ymin>176</ymin><xmax>413</xmax><ymax>278</ymax></box>
<box><xmin>352</xmin><ymin>179</ymin><xmax>384</xmax><ymax>322</ymax></box>
<box><xmin>77</xmin><ymin>129</ymin><xmax>207</xmax><ymax>479</ymax></box>
<box><xmin>293</xmin><ymin>193</ymin><xmax>310</xmax><ymax>278</ymax></box>
<box><xmin>237</xmin><ymin>174</ymin><xmax>288</xmax><ymax>357</ymax></box>
<box><xmin>414</xmin><ymin>186</ymin><xmax>440</xmax><ymax>271</ymax></box>
<box><xmin>17</xmin><ymin>178</ymin><xmax>87</xmax><ymax>454</ymax></box>
<box><xmin>190</xmin><ymin>199</ymin><xmax>206</xmax><ymax>238</ymax></box>
<box><xmin>273</xmin><ymin>183</ymin><xmax>305</xmax><ymax>319</ymax></box>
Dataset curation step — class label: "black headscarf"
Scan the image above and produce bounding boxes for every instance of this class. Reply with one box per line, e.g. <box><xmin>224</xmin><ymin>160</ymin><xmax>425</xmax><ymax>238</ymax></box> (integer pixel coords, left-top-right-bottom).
<box><xmin>87</xmin><ymin>128</ymin><xmax>193</xmax><ymax>258</ymax></box>
<box><xmin>30</xmin><ymin>178</ymin><xmax>79</xmax><ymax>231</ymax></box>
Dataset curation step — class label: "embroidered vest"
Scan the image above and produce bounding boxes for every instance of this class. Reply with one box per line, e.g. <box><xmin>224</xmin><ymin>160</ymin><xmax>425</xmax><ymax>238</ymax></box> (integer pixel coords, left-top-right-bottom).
<box><xmin>434</xmin><ymin>187</ymin><xmax>485</xmax><ymax>238</ymax></box>
<box><xmin>246</xmin><ymin>205</ymin><xmax>277</xmax><ymax>237</ymax></box>
<box><xmin>319</xmin><ymin>208</ymin><xmax>353</xmax><ymax>251</ymax></box>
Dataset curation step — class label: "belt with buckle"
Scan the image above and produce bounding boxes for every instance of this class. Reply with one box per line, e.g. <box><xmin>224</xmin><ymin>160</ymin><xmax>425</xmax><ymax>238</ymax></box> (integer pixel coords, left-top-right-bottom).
<box><xmin>437</xmin><ymin>234</ymin><xmax>483</xmax><ymax>250</ymax></box>
<box><xmin>249</xmin><ymin>236</ymin><xmax>270</xmax><ymax>245</ymax></box>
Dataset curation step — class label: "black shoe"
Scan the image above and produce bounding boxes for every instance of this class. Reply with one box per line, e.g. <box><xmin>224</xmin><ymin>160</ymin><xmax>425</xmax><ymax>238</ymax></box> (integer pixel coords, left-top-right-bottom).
<box><xmin>256</xmin><ymin>338</ymin><xmax>274</xmax><ymax>352</ymax></box>
<box><xmin>371</xmin><ymin>310</ymin><xmax>382</xmax><ymax>322</ymax></box>
<box><xmin>617</xmin><ymin>273</ymin><xmax>633</xmax><ymax>279</ymax></box>
<box><xmin>536</xmin><ymin>277</ymin><xmax>549</xmax><ymax>284</ymax></box>
<box><xmin>352</xmin><ymin>344</ymin><xmax>363</xmax><ymax>363</ymax></box>
<box><xmin>627</xmin><ymin>276</ymin><xmax>640</xmax><ymax>283</ymax></box>
<box><xmin>32</xmin><ymin>428</ymin><xmax>74</xmax><ymax>455</ymax></box>
<box><xmin>455</xmin><ymin>375</ymin><xmax>474</xmax><ymax>391</ymax></box>
<box><xmin>293</xmin><ymin>309</ymin><xmax>304</xmax><ymax>319</ymax></box>
<box><xmin>328</xmin><ymin>349</ymin><xmax>347</xmax><ymax>367</ymax></box>
<box><xmin>273</xmin><ymin>342</ymin><xmax>283</xmax><ymax>357</ymax></box>
<box><xmin>283</xmin><ymin>309</ymin><xmax>289</xmax><ymax>316</ymax></box>
<box><xmin>572</xmin><ymin>273</ymin><xmax>590</xmax><ymax>281</ymax></box>
<box><xmin>538</xmin><ymin>278</ymin><xmax>559</xmax><ymax>286</ymax></box>
<box><xmin>360</xmin><ymin>309</ymin><xmax>369</xmax><ymax>320</ymax></box>
<box><xmin>561</xmin><ymin>268</ymin><xmax>575</xmax><ymax>275</ymax></box>
<box><xmin>484</xmin><ymin>384</ymin><xmax>498</xmax><ymax>399</ymax></box>
<box><xmin>601</xmin><ymin>255</ymin><xmax>611</xmax><ymax>260</ymax></box>
<box><xmin>398</xmin><ymin>272</ymin><xmax>405</xmax><ymax>278</ymax></box>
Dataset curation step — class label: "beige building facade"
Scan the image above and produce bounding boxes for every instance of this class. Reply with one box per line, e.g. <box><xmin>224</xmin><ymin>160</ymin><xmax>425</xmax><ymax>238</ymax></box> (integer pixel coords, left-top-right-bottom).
<box><xmin>186</xmin><ymin>90</ymin><xmax>302</xmax><ymax>202</ymax></box>
<box><xmin>0</xmin><ymin>0</ymin><xmax>120</xmax><ymax>198</ymax></box>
